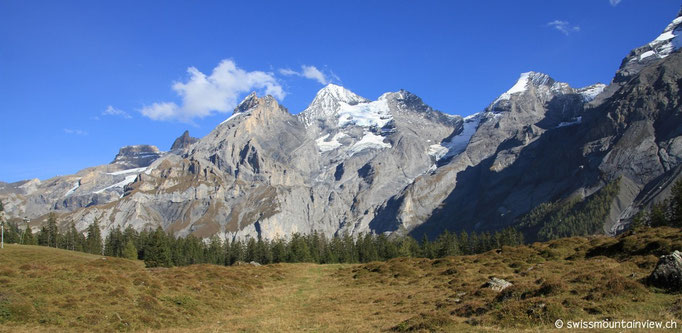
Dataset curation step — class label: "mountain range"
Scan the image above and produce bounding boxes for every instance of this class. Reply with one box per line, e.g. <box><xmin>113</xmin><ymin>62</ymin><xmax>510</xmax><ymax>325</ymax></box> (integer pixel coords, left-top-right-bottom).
<box><xmin>1</xmin><ymin>10</ymin><xmax>681</xmax><ymax>241</ymax></box>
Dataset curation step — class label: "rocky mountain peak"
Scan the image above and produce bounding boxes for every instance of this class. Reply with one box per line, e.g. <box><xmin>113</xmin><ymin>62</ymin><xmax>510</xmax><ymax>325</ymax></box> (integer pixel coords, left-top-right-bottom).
<box><xmin>236</xmin><ymin>92</ymin><xmax>260</xmax><ymax>113</ymax></box>
<box><xmin>487</xmin><ymin>71</ymin><xmax>579</xmax><ymax>112</ymax></box>
<box><xmin>614</xmin><ymin>12</ymin><xmax>682</xmax><ymax>85</ymax></box>
<box><xmin>298</xmin><ymin>84</ymin><xmax>370</xmax><ymax>127</ymax></box>
<box><xmin>378</xmin><ymin>89</ymin><xmax>414</xmax><ymax>101</ymax></box>
<box><xmin>495</xmin><ymin>71</ymin><xmax>554</xmax><ymax>101</ymax></box>
<box><xmin>111</xmin><ymin>145</ymin><xmax>163</xmax><ymax>168</ymax></box>
<box><xmin>170</xmin><ymin>130</ymin><xmax>199</xmax><ymax>151</ymax></box>
<box><xmin>313</xmin><ymin>84</ymin><xmax>368</xmax><ymax>106</ymax></box>
<box><xmin>220</xmin><ymin>92</ymin><xmax>290</xmax><ymax>127</ymax></box>
<box><xmin>378</xmin><ymin>89</ymin><xmax>435</xmax><ymax>115</ymax></box>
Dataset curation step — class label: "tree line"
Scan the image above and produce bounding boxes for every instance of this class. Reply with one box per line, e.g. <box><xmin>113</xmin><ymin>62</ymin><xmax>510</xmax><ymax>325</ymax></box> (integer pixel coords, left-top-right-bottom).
<box><xmin>631</xmin><ymin>178</ymin><xmax>682</xmax><ymax>229</ymax></box>
<box><xmin>517</xmin><ymin>179</ymin><xmax>621</xmax><ymax>242</ymax></box>
<box><xmin>0</xmin><ymin>206</ymin><xmax>524</xmax><ymax>268</ymax></box>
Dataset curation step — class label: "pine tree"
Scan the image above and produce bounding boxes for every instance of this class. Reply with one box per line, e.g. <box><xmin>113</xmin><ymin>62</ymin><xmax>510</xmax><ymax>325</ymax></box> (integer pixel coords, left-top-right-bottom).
<box><xmin>229</xmin><ymin>239</ymin><xmax>244</xmax><ymax>265</ymax></box>
<box><xmin>288</xmin><ymin>233</ymin><xmax>312</xmax><ymax>262</ymax></box>
<box><xmin>256</xmin><ymin>235</ymin><xmax>272</xmax><ymax>264</ymax></box>
<box><xmin>22</xmin><ymin>224</ymin><xmax>36</xmax><ymax>245</ymax></box>
<box><xmin>436</xmin><ymin>230</ymin><xmax>460</xmax><ymax>257</ymax></box>
<box><xmin>104</xmin><ymin>226</ymin><xmax>124</xmax><ymax>257</ymax></box>
<box><xmin>649</xmin><ymin>201</ymin><xmax>668</xmax><ymax>227</ymax></box>
<box><xmin>271</xmin><ymin>238</ymin><xmax>287</xmax><ymax>263</ymax></box>
<box><xmin>394</xmin><ymin>236</ymin><xmax>413</xmax><ymax>258</ymax></box>
<box><xmin>143</xmin><ymin>226</ymin><xmax>172</xmax><ymax>267</ymax></box>
<box><xmin>206</xmin><ymin>236</ymin><xmax>224</xmax><ymax>265</ymax></box>
<box><xmin>670</xmin><ymin>179</ymin><xmax>682</xmax><ymax>227</ymax></box>
<box><xmin>46</xmin><ymin>213</ymin><xmax>59</xmax><ymax>248</ymax></box>
<box><xmin>85</xmin><ymin>219</ymin><xmax>103</xmax><ymax>255</ymax></box>
<box><xmin>122</xmin><ymin>239</ymin><xmax>138</xmax><ymax>260</ymax></box>
<box><xmin>183</xmin><ymin>235</ymin><xmax>204</xmax><ymax>265</ymax></box>
<box><xmin>420</xmin><ymin>234</ymin><xmax>435</xmax><ymax>259</ymax></box>
<box><xmin>358</xmin><ymin>233</ymin><xmax>378</xmax><ymax>262</ymax></box>
<box><xmin>340</xmin><ymin>232</ymin><xmax>356</xmax><ymax>263</ymax></box>
<box><xmin>245</xmin><ymin>237</ymin><xmax>257</xmax><ymax>262</ymax></box>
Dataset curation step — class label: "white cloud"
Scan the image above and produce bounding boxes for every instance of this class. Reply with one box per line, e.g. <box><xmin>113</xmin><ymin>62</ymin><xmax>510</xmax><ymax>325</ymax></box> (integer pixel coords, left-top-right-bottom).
<box><xmin>547</xmin><ymin>20</ymin><xmax>581</xmax><ymax>36</ymax></box>
<box><xmin>64</xmin><ymin>128</ymin><xmax>88</xmax><ymax>136</ymax></box>
<box><xmin>102</xmin><ymin>105</ymin><xmax>131</xmax><ymax>119</ymax></box>
<box><xmin>301</xmin><ymin>65</ymin><xmax>329</xmax><ymax>85</ymax></box>
<box><xmin>279</xmin><ymin>68</ymin><xmax>299</xmax><ymax>76</ymax></box>
<box><xmin>141</xmin><ymin>59</ymin><xmax>285</xmax><ymax>122</ymax></box>
<box><xmin>278</xmin><ymin>65</ymin><xmax>334</xmax><ymax>85</ymax></box>
<box><xmin>609</xmin><ymin>0</ymin><xmax>622</xmax><ymax>6</ymax></box>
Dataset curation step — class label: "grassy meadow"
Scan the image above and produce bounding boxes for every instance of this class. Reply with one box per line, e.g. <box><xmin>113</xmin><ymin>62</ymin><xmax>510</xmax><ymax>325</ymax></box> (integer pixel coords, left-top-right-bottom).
<box><xmin>1</xmin><ymin>227</ymin><xmax>682</xmax><ymax>332</ymax></box>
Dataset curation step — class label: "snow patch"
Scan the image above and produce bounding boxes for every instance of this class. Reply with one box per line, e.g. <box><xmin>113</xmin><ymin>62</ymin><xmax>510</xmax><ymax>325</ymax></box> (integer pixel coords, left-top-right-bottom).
<box><xmin>642</xmin><ymin>15</ymin><xmax>682</xmax><ymax>61</ymax></box>
<box><xmin>495</xmin><ymin>72</ymin><xmax>531</xmax><ymax>103</ymax></box>
<box><xmin>493</xmin><ymin>71</ymin><xmax>555</xmax><ymax>105</ymax></box>
<box><xmin>577</xmin><ymin>84</ymin><xmax>606</xmax><ymax>102</ymax></box>
<box><xmin>299</xmin><ymin>84</ymin><xmax>369</xmax><ymax>127</ymax></box>
<box><xmin>428</xmin><ymin>113</ymin><xmax>481</xmax><ymax>160</ymax></box>
<box><xmin>556</xmin><ymin>116</ymin><xmax>582</xmax><ymax>128</ymax></box>
<box><xmin>428</xmin><ymin>144</ymin><xmax>449</xmax><ymax>160</ymax></box>
<box><xmin>65</xmin><ymin>179</ymin><xmax>81</xmax><ymax>197</ymax></box>
<box><xmin>316</xmin><ymin>132</ymin><xmax>348</xmax><ymax>153</ymax></box>
<box><xmin>107</xmin><ymin>167</ymin><xmax>147</xmax><ymax>176</ymax></box>
<box><xmin>93</xmin><ymin>174</ymin><xmax>138</xmax><ymax>194</ymax></box>
<box><xmin>338</xmin><ymin>99</ymin><xmax>393</xmax><ymax>128</ymax></box>
<box><xmin>220</xmin><ymin>111</ymin><xmax>245</xmax><ymax>125</ymax></box>
<box><xmin>349</xmin><ymin>132</ymin><xmax>391</xmax><ymax>156</ymax></box>
<box><xmin>639</xmin><ymin>50</ymin><xmax>656</xmax><ymax>61</ymax></box>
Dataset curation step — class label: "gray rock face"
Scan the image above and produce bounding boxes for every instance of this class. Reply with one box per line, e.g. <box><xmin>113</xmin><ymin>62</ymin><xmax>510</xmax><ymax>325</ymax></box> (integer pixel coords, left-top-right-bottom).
<box><xmin>374</xmin><ymin>71</ymin><xmax>600</xmax><ymax>235</ymax></box>
<box><xmin>375</xmin><ymin>13</ymin><xmax>682</xmax><ymax>238</ymax></box>
<box><xmin>649</xmin><ymin>251</ymin><xmax>682</xmax><ymax>291</ymax></box>
<box><xmin>40</xmin><ymin>84</ymin><xmax>461</xmax><ymax>240</ymax></box>
<box><xmin>170</xmin><ymin>131</ymin><xmax>199</xmax><ymax>151</ymax></box>
<box><xmin>112</xmin><ymin>145</ymin><xmax>163</xmax><ymax>168</ymax></box>
<box><xmin>0</xmin><ymin>144</ymin><xmax>165</xmax><ymax>222</ymax></box>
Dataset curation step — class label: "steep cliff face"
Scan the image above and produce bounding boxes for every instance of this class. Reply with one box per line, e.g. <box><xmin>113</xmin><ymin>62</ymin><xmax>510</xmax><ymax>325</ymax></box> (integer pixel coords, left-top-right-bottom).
<box><xmin>49</xmin><ymin>87</ymin><xmax>460</xmax><ymax>240</ymax></box>
<box><xmin>369</xmin><ymin>71</ymin><xmax>601</xmax><ymax>234</ymax></box>
<box><xmin>396</xmin><ymin>44</ymin><xmax>682</xmax><ymax>239</ymax></box>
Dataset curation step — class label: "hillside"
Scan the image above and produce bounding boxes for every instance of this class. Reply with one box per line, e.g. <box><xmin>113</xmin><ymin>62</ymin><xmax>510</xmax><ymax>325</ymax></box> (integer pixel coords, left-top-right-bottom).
<box><xmin>1</xmin><ymin>227</ymin><xmax>681</xmax><ymax>332</ymax></box>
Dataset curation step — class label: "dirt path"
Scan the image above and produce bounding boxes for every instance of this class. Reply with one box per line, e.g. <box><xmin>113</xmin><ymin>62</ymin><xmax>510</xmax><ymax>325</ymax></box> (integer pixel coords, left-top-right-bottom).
<box><xmin>223</xmin><ymin>264</ymin><xmax>330</xmax><ymax>331</ymax></box>
<box><xmin>161</xmin><ymin>263</ymin><xmax>433</xmax><ymax>332</ymax></box>
<box><xmin>202</xmin><ymin>264</ymin><xmax>402</xmax><ymax>332</ymax></box>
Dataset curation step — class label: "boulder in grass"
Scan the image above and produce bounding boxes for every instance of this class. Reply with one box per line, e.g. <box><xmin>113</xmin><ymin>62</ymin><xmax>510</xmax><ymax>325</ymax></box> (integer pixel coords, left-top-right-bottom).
<box><xmin>484</xmin><ymin>277</ymin><xmax>513</xmax><ymax>292</ymax></box>
<box><xmin>648</xmin><ymin>250</ymin><xmax>682</xmax><ymax>291</ymax></box>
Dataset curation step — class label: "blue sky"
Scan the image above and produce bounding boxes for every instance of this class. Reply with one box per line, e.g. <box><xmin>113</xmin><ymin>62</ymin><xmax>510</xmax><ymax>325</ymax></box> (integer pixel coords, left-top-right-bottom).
<box><xmin>0</xmin><ymin>0</ymin><xmax>680</xmax><ymax>182</ymax></box>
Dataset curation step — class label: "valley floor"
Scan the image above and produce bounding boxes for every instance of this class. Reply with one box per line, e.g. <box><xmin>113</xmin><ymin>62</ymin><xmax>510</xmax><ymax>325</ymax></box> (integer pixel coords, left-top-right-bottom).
<box><xmin>2</xmin><ymin>227</ymin><xmax>682</xmax><ymax>332</ymax></box>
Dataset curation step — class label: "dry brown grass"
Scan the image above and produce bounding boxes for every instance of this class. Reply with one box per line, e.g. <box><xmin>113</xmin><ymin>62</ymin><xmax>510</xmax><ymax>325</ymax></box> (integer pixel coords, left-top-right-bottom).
<box><xmin>2</xmin><ymin>227</ymin><xmax>682</xmax><ymax>332</ymax></box>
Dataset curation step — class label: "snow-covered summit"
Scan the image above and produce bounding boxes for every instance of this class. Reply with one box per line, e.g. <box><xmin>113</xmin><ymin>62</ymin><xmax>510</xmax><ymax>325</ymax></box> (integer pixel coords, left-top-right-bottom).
<box><xmin>493</xmin><ymin>71</ymin><xmax>554</xmax><ymax>104</ymax></box>
<box><xmin>488</xmin><ymin>71</ymin><xmax>601</xmax><ymax>112</ymax></box>
<box><xmin>641</xmin><ymin>13</ymin><xmax>682</xmax><ymax>62</ymax></box>
<box><xmin>298</xmin><ymin>84</ymin><xmax>371</xmax><ymax>127</ymax></box>
<box><xmin>615</xmin><ymin>12</ymin><xmax>682</xmax><ymax>84</ymax></box>
<box><xmin>313</xmin><ymin>84</ymin><xmax>368</xmax><ymax>106</ymax></box>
